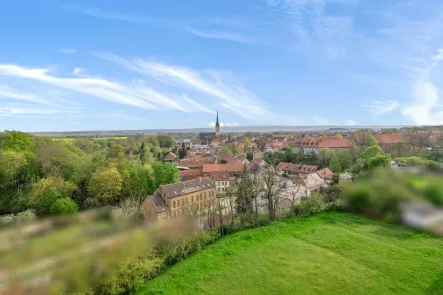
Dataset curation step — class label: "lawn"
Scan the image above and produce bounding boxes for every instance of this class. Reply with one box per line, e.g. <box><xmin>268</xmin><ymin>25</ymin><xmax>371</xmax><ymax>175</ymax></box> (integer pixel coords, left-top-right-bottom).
<box><xmin>136</xmin><ymin>212</ymin><xmax>443</xmax><ymax>295</ymax></box>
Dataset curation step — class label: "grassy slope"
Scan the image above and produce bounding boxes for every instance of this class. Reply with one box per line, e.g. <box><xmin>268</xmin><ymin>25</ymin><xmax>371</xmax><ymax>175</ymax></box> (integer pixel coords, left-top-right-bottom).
<box><xmin>136</xmin><ymin>212</ymin><xmax>443</xmax><ymax>295</ymax></box>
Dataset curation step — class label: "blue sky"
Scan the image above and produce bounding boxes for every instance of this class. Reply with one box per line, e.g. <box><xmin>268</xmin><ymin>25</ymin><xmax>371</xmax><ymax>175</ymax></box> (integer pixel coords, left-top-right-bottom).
<box><xmin>1</xmin><ymin>0</ymin><xmax>443</xmax><ymax>132</ymax></box>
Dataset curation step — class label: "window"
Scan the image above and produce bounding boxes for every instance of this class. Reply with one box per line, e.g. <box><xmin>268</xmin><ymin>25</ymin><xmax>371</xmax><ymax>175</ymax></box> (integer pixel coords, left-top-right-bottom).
<box><xmin>172</xmin><ymin>211</ymin><xmax>176</xmax><ymax>217</ymax></box>
<box><xmin>173</xmin><ymin>201</ymin><xmax>176</xmax><ymax>208</ymax></box>
<box><xmin>222</xmin><ymin>188</ymin><xmax>225</xmax><ymax>191</ymax></box>
<box><xmin>204</xmin><ymin>192</ymin><xmax>207</xmax><ymax>198</ymax></box>
<box><xmin>192</xmin><ymin>196</ymin><xmax>194</xmax><ymax>203</ymax></box>
<box><xmin>177</xmin><ymin>200</ymin><xmax>180</xmax><ymax>208</ymax></box>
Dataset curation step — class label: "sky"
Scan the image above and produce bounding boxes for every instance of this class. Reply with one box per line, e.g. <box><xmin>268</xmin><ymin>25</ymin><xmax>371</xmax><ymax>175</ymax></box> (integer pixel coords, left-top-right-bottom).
<box><xmin>1</xmin><ymin>0</ymin><xmax>443</xmax><ymax>132</ymax></box>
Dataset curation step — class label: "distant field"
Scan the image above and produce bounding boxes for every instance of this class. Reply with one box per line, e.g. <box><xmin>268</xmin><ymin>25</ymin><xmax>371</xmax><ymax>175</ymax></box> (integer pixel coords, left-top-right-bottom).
<box><xmin>137</xmin><ymin>212</ymin><xmax>443</xmax><ymax>295</ymax></box>
<box><xmin>52</xmin><ymin>136</ymin><xmax>128</xmax><ymax>143</ymax></box>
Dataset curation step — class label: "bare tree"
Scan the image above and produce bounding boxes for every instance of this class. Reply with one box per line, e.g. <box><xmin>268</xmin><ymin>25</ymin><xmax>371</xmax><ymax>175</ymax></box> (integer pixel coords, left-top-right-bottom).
<box><xmin>404</xmin><ymin>127</ymin><xmax>431</xmax><ymax>154</ymax></box>
<box><xmin>260</xmin><ymin>167</ymin><xmax>284</xmax><ymax>221</ymax></box>
<box><xmin>289</xmin><ymin>175</ymin><xmax>304</xmax><ymax>216</ymax></box>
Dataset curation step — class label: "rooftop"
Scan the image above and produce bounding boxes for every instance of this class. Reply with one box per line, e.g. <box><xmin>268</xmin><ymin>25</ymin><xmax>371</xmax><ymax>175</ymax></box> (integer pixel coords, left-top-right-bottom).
<box><xmin>158</xmin><ymin>177</ymin><xmax>214</xmax><ymax>199</ymax></box>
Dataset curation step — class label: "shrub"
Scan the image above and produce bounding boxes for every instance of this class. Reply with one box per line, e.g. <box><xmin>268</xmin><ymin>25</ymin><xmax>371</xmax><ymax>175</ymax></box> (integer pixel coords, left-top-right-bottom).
<box><xmin>50</xmin><ymin>197</ymin><xmax>79</xmax><ymax>215</ymax></box>
<box><xmin>0</xmin><ymin>214</ymin><xmax>14</xmax><ymax>227</ymax></box>
<box><xmin>96</xmin><ymin>254</ymin><xmax>164</xmax><ymax>295</ymax></box>
<box><xmin>159</xmin><ymin>231</ymin><xmax>220</xmax><ymax>266</ymax></box>
<box><xmin>292</xmin><ymin>194</ymin><xmax>325</xmax><ymax>216</ymax></box>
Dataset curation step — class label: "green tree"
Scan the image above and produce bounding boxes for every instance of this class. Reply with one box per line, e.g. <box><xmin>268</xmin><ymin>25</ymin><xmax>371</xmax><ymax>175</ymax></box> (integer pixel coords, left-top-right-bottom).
<box><xmin>368</xmin><ymin>154</ymin><xmax>391</xmax><ymax>169</ymax></box>
<box><xmin>329</xmin><ymin>154</ymin><xmax>342</xmax><ymax>173</ymax></box>
<box><xmin>155</xmin><ymin>134</ymin><xmax>175</xmax><ymax>148</ymax></box>
<box><xmin>363</xmin><ymin>145</ymin><xmax>383</xmax><ymax>160</ymax></box>
<box><xmin>152</xmin><ymin>162</ymin><xmax>179</xmax><ymax>187</ymax></box>
<box><xmin>318</xmin><ymin>148</ymin><xmax>332</xmax><ymax>167</ymax></box>
<box><xmin>365</xmin><ymin>134</ymin><xmax>378</xmax><ymax>147</ymax></box>
<box><xmin>50</xmin><ymin>197</ymin><xmax>79</xmax><ymax>215</ymax></box>
<box><xmin>334</xmin><ymin>134</ymin><xmax>343</xmax><ymax>139</ymax></box>
<box><xmin>284</xmin><ymin>147</ymin><xmax>294</xmax><ymax>162</ymax></box>
<box><xmin>88</xmin><ymin>167</ymin><xmax>123</xmax><ymax>204</ymax></box>
<box><xmin>28</xmin><ymin>177</ymin><xmax>77</xmax><ymax>215</ymax></box>
<box><xmin>179</xmin><ymin>142</ymin><xmax>187</xmax><ymax>159</ymax></box>
<box><xmin>226</xmin><ymin>143</ymin><xmax>238</xmax><ymax>154</ymax></box>
<box><xmin>335</xmin><ymin>149</ymin><xmax>353</xmax><ymax>171</ymax></box>
<box><xmin>218</xmin><ymin>147</ymin><xmax>233</xmax><ymax>156</ymax></box>
<box><xmin>1</xmin><ymin>130</ymin><xmax>34</xmax><ymax>151</ymax></box>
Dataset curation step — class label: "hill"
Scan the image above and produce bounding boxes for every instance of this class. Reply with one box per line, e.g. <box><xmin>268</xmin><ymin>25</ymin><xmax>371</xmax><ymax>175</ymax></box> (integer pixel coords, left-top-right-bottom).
<box><xmin>137</xmin><ymin>212</ymin><xmax>443</xmax><ymax>295</ymax></box>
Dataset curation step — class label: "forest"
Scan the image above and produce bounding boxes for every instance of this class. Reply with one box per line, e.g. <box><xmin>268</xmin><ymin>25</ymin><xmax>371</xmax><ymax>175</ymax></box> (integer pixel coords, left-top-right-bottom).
<box><xmin>0</xmin><ymin>131</ymin><xmax>179</xmax><ymax>219</ymax></box>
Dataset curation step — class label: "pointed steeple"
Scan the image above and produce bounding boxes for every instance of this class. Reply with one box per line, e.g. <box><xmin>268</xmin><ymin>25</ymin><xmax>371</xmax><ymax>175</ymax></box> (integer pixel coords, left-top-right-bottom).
<box><xmin>215</xmin><ymin>111</ymin><xmax>220</xmax><ymax>138</ymax></box>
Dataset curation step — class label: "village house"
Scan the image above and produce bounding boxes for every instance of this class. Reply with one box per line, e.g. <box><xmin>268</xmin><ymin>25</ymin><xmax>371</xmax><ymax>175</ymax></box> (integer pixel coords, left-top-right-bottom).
<box><xmin>275</xmin><ymin>162</ymin><xmax>318</xmax><ymax>176</ymax></box>
<box><xmin>292</xmin><ymin>138</ymin><xmax>351</xmax><ymax>154</ymax></box>
<box><xmin>140</xmin><ymin>178</ymin><xmax>216</xmax><ymax>222</ymax></box>
<box><xmin>208</xmin><ymin>171</ymin><xmax>235</xmax><ymax>194</ymax></box>
<box><xmin>163</xmin><ymin>152</ymin><xmax>178</xmax><ymax>163</ymax></box>
<box><xmin>203</xmin><ymin>163</ymin><xmax>245</xmax><ymax>178</ymax></box>
<box><xmin>316</xmin><ymin>168</ymin><xmax>334</xmax><ymax>185</ymax></box>
<box><xmin>179</xmin><ymin>160</ymin><xmax>203</xmax><ymax>170</ymax></box>
<box><xmin>375</xmin><ymin>133</ymin><xmax>405</xmax><ymax>146</ymax></box>
<box><xmin>179</xmin><ymin>169</ymin><xmax>203</xmax><ymax>181</ymax></box>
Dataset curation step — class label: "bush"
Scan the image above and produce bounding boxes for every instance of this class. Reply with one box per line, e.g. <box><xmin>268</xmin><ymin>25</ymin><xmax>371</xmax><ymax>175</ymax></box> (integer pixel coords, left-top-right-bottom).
<box><xmin>50</xmin><ymin>197</ymin><xmax>79</xmax><ymax>215</ymax></box>
<box><xmin>292</xmin><ymin>194</ymin><xmax>325</xmax><ymax>216</ymax></box>
<box><xmin>96</xmin><ymin>254</ymin><xmax>164</xmax><ymax>295</ymax></box>
<box><xmin>159</xmin><ymin>231</ymin><xmax>220</xmax><ymax>266</ymax></box>
<box><xmin>0</xmin><ymin>214</ymin><xmax>14</xmax><ymax>227</ymax></box>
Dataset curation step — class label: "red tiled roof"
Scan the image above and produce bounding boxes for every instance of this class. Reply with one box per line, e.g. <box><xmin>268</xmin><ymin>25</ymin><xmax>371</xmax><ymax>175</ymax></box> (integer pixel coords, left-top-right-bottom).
<box><xmin>316</xmin><ymin>168</ymin><xmax>333</xmax><ymax>180</ymax></box>
<box><xmin>275</xmin><ymin>162</ymin><xmax>318</xmax><ymax>173</ymax></box>
<box><xmin>179</xmin><ymin>160</ymin><xmax>203</xmax><ymax>169</ymax></box>
<box><xmin>179</xmin><ymin>169</ymin><xmax>203</xmax><ymax>181</ymax></box>
<box><xmin>292</xmin><ymin>138</ymin><xmax>351</xmax><ymax>148</ymax></box>
<box><xmin>164</xmin><ymin>152</ymin><xmax>177</xmax><ymax>159</ymax></box>
<box><xmin>209</xmin><ymin>171</ymin><xmax>232</xmax><ymax>181</ymax></box>
<box><xmin>375</xmin><ymin>133</ymin><xmax>404</xmax><ymax>145</ymax></box>
<box><xmin>203</xmin><ymin>163</ymin><xmax>244</xmax><ymax>173</ymax></box>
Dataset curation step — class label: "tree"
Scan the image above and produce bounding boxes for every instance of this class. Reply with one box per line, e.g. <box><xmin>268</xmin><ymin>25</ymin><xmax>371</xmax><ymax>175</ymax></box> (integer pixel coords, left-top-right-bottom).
<box><xmin>235</xmin><ymin>170</ymin><xmax>256</xmax><ymax>227</ymax></box>
<box><xmin>50</xmin><ymin>197</ymin><xmax>79</xmax><ymax>215</ymax></box>
<box><xmin>284</xmin><ymin>147</ymin><xmax>294</xmax><ymax>162</ymax></box>
<box><xmin>179</xmin><ymin>142</ymin><xmax>187</xmax><ymax>159</ymax></box>
<box><xmin>260</xmin><ymin>167</ymin><xmax>283</xmax><ymax>221</ymax></box>
<box><xmin>363</xmin><ymin>145</ymin><xmax>383</xmax><ymax>160</ymax></box>
<box><xmin>404</xmin><ymin>127</ymin><xmax>431</xmax><ymax>154</ymax></box>
<box><xmin>152</xmin><ymin>162</ymin><xmax>179</xmax><ymax>187</ymax></box>
<box><xmin>368</xmin><ymin>154</ymin><xmax>391</xmax><ymax>169</ymax></box>
<box><xmin>88</xmin><ymin>167</ymin><xmax>123</xmax><ymax>204</ymax></box>
<box><xmin>218</xmin><ymin>147</ymin><xmax>233</xmax><ymax>156</ymax></box>
<box><xmin>329</xmin><ymin>154</ymin><xmax>342</xmax><ymax>173</ymax></box>
<box><xmin>1</xmin><ymin>130</ymin><xmax>34</xmax><ymax>152</ymax></box>
<box><xmin>334</xmin><ymin>134</ymin><xmax>343</xmax><ymax>139</ymax></box>
<box><xmin>255</xmin><ymin>137</ymin><xmax>267</xmax><ymax>151</ymax></box>
<box><xmin>317</xmin><ymin>148</ymin><xmax>332</xmax><ymax>167</ymax></box>
<box><xmin>28</xmin><ymin>177</ymin><xmax>77</xmax><ymax>215</ymax></box>
<box><xmin>365</xmin><ymin>134</ymin><xmax>378</xmax><ymax>147</ymax></box>
<box><xmin>335</xmin><ymin>149</ymin><xmax>352</xmax><ymax>171</ymax></box>
<box><xmin>226</xmin><ymin>143</ymin><xmax>238</xmax><ymax>154</ymax></box>
<box><xmin>155</xmin><ymin>134</ymin><xmax>175</xmax><ymax>149</ymax></box>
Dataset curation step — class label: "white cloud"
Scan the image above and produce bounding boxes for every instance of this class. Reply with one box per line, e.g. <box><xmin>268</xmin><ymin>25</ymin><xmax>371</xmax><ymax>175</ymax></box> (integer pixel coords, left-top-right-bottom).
<box><xmin>362</xmin><ymin>100</ymin><xmax>400</xmax><ymax>116</ymax></box>
<box><xmin>73</xmin><ymin>67</ymin><xmax>84</xmax><ymax>76</ymax></box>
<box><xmin>184</xmin><ymin>26</ymin><xmax>258</xmax><ymax>44</ymax></box>
<box><xmin>345</xmin><ymin>119</ymin><xmax>357</xmax><ymax>126</ymax></box>
<box><xmin>58</xmin><ymin>48</ymin><xmax>77</xmax><ymax>54</ymax></box>
<box><xmin>401</xmin><ymin>80</ymin><xmax>443</xmax><ymax>125</ymax></box>
<box><xmin>0</xmin><ymin>85</ymin><xmax>49</xmax><ymax>104</ymax></box>
<box><xmin>102</xmin><ymin>54</ymin><xmax>272</xmax><ymax>120</ymax></box>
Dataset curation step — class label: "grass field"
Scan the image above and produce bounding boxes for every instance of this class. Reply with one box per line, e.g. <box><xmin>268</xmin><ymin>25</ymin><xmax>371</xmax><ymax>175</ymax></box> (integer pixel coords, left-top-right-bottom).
<box><xmin>137</xmin><ymin>212</ymin><xmax>443</xmax><ymax>295</ymax></box>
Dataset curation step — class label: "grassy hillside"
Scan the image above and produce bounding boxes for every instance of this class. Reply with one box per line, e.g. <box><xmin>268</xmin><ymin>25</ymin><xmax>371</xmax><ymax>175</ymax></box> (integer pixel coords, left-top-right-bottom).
<box><xmin>137</xmin><ymin>212</ymin><xmax>443</xmax><ymax>295</ymax></box>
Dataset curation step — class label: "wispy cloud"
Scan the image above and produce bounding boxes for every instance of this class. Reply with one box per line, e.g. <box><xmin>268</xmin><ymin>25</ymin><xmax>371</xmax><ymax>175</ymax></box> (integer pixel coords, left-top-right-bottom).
<box><xmin>0</xmin><ymin>85</ymin><xmax>49</xmax><ymax>104</ymax></box>
<box><xmin>58</xmin><ymin>48</ymin><xmax>77</xmax><ymax>54</ymax></box>
<box><xmin>183</xmin><ymin>26</ymin><xmax>258</xmax><ymax>44</ymax></box>
<box><xmin>102</xmin><ymin>53</ymin><xmax>272</xmax><ymax>120</ymax></box>
<box><xmin>362</xmin><ymin>100</ymin><xmax>400</xmax><ymax>116</ymax></box>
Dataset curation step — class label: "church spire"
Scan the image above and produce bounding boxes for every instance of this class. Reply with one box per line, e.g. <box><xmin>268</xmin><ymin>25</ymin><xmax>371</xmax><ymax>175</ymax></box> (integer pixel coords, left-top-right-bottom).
<box><xmin>215</xmin><ymin>111</ymin><xmax>220</xmax><ymax>138</ymax></box>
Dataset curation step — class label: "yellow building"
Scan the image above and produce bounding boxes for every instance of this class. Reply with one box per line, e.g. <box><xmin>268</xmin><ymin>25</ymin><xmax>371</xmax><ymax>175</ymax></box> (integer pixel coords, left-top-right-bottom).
<box><xmin>141</xmin><ymin>177</ymin><xmax>216</xmax><ymax>222</ymax></box>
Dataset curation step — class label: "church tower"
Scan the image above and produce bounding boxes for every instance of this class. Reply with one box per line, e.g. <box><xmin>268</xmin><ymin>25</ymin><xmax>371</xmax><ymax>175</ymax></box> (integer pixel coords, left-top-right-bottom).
<box><xmin>215</xmin><ymin>111</ymin><xmax>220</xmax><ymax>138</ymax></box>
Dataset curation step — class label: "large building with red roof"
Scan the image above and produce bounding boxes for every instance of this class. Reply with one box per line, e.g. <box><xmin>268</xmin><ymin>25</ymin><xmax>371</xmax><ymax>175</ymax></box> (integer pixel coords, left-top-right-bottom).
<box><xmin>291</xmin><ymin>138</ymin><xmax>351</xmax><ymax>154</ymax></box>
